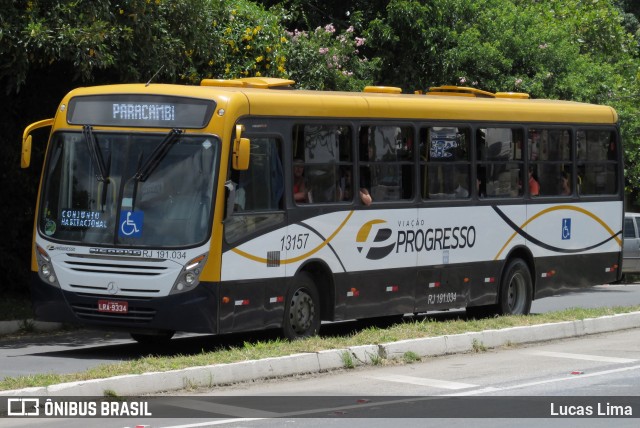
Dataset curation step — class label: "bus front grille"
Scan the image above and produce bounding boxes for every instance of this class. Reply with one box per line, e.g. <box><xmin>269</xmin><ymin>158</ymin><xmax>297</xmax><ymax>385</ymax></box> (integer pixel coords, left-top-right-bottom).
<box><xmin>63</xmin><ymin>260</ymin><xmax>167</xmax><ymax>276</ymax></box>
<box><xmin>69</xmin><ymin>284</ymin><xmax>162</xmax><ymax>295</ymax></box>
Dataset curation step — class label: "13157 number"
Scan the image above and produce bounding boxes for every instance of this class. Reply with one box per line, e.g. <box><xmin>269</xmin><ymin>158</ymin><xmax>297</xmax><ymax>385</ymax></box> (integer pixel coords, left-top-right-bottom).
<box><xmin>281</xmin><ymin>233</ymin><xmax>309</xmax><ymax>251</ymax></box>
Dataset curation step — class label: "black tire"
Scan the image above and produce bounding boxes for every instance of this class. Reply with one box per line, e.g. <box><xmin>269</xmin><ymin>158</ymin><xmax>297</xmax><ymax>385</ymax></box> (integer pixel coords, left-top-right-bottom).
<box><xmin>130</xmin><ymin>331</ymin><xmax>175</xmax><ymax>346</ymax></box>
<box><xmin>282</xmin><ymin>272</ymin><xmax>321</xmax><ymax>340</ymax></box>
<box><xmin>497</xmin><ymin>258</ymin><xmax>532</xmax><ymax>315</ymax></box>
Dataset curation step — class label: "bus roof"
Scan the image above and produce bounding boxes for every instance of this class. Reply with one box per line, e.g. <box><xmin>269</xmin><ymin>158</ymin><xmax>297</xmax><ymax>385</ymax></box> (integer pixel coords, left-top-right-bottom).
<box><xmin>64</xmin><ymin>82</ymin><xmax>618</xmax><ymax>125</ymax></box>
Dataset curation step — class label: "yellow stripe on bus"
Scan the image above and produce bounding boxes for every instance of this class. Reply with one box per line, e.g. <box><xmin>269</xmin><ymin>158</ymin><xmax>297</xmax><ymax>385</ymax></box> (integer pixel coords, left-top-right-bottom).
<box><xmin>494</xmin><ymin>205</ymin><xmax>622</xmax><ymax>260</ymax></box>
<box><xmin>231</xmin><ymin>210</ymin><xmax>355</xmax><ymax>265</ymax></box>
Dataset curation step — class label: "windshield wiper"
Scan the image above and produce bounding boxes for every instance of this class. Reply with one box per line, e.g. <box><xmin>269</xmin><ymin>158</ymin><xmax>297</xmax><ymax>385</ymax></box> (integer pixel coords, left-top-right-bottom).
<box><xmin>134</xmin><ymin>128</ymin><xmax>183</xmax><ymax>182</ymax></box>
<box><xmin>83</xmin><ymin>125</ymin><xmax>108</xmax><ymax>182</ymax></box>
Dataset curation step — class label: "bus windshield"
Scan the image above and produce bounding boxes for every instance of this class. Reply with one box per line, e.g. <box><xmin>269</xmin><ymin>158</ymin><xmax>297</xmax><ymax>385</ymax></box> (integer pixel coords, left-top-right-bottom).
<box><xmin>39</xmin><ymin>131</ymin><xmax>218</xmax><ymax>248</ymax></box>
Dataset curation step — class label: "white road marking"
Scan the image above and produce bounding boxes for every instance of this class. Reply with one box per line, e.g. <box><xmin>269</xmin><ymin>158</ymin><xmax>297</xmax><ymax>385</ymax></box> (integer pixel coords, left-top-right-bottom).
<box><xmin>523</xmin><ymin>350</ymin><xmax>637</xmax><ymax>364</ymax></box>
<box><xmin>367</xmin><ymin>374</ymin><xmax>478</xmax><ymax>390</ymax></box>
<box><xmin>161</xmin><ymin>418</ymin><xmax>265</xmax><ymax>427</ymax></box>
<box><xmin>163</xmin><ymin>398</ymin><xmax>279</xmax><ymax>418</ymax></box>
<box><xmin>161</xmin><ymin>365</ymin><xmax>640</xmax><ymax>426</ymax></box>
<box><xmin>444</xmin><ymin>364</ymin><xmax>640</xmax><ymax>396</ymax></box>
<box><xmin>160</xmin><ymin>356</ymin><xmax>640</xmax><ymax>426</ymax></box>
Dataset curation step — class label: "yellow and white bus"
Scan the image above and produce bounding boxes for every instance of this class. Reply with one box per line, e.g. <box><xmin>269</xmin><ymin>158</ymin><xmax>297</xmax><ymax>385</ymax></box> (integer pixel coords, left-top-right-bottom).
<box><xmin>21</xmin><ymin>78</ymin><xmax>623</xmax><ymax>343</ymax></box>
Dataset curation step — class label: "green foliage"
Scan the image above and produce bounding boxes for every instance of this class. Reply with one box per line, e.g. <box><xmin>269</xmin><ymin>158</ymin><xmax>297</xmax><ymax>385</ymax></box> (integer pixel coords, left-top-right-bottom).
<box><xmin>283</xmin><ymin>23</ymin><xmax>380</xmax><ymax>90</ymax></box>
<box><xmin>340</xmin><ymin>351</ymin><xmax>355</xmax><ymax>369</ymax></box>
<box><xmin>0</xmin><ymin>0</ymin><xmax>228</xmax><ymax>91</ymax></box>
<box><xmin>402</xmin><ymin>351</ymin><xmax>420</xmax><ymax>363</ymax></box>
<box><xmin>364</xmin><ymin>0</ymin><xmax>637</xmax><ymax>98</ymax></box>
<box><xmin>471</xmin><ymin>339</ymin><xmax>487</xmax><ymax>353</ymax></box>
<box><xmin>213</xmin><ymin>1</ymin><xmax>289</xmax><ymax>80</ymax></box>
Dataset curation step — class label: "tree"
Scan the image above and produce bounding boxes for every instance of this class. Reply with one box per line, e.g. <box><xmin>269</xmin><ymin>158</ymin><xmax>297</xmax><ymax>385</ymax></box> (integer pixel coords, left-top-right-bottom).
<box><xmin>0</xmin><ymin>0</ymin><xmax>291</xmax><ymax>296</ymax></box>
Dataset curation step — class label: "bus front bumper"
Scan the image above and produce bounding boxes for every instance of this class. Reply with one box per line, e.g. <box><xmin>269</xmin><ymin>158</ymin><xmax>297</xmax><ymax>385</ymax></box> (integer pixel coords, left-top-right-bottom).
<box><xmin>28</xmin><ymin>273</ymin><xmax>219</xmax><ymax>334</ymax></box>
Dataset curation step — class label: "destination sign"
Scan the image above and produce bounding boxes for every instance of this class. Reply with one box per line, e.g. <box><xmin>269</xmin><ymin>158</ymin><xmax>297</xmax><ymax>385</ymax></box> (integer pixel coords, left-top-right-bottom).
<box><xmin>67</xmin><ymin>94</ymin><xmax>216</xmax><ymax>128</ymax></box>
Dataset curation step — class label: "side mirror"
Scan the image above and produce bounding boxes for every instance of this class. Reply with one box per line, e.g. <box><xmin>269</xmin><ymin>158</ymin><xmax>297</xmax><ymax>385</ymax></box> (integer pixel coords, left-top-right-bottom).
<box><xmin>232</xmin><ymin>124</ymin><xmax>250</xmax><ymax>170</ymax></box>
<box><xmin>21</xmin><ymin>118</ymin><xmax>54</xmax><ymax>168</ymax></box>
<box><xmin>21</xmin><ymin>135</ymin><xmax>32</xmax><ymax>169</ymax></box>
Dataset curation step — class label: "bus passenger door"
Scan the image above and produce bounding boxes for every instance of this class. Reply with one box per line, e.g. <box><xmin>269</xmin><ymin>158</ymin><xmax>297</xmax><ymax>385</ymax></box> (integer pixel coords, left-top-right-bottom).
<box><xmin>220</xmin><ymin>136</ymin><xmax>286</xmax><ymax>333</ymax></box>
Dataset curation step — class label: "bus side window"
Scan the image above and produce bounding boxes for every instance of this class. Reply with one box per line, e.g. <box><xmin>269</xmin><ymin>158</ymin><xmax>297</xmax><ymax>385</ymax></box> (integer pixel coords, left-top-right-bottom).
<box><xmin>477</xmin><ymin>127</ymin><xmax>523</xmax><ymax>198</ymax></box>
<box><xmin>420</xmin><ymin>126</ymin><xmax>470</xmax><ymax>200</ymax></box>
<box><xmin>529</xmin><ymin>128</ymin><xmax>571</xmax><ymax>196</ymax></box>
<box><xmin>361</xmin><ymin>125</ymin><xmax>414</xmax><ymax>202</ymax></box>
<box><xmin>576</xmin><ymin>129</ymin><xmax>618</xmax><ymax>195</ymax></box>
<box><xmin>293</xmin><ymin>124</ymin><xmax>352</xmax><ymax>204</ymax></box>
<box><xmin>225</xmin><ymin>136</ymin><xmax>285</xmax><ymax>243</ymax></box>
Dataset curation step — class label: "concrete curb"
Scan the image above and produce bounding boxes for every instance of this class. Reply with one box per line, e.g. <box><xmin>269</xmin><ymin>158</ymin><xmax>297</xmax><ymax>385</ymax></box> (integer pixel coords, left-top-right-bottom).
<box><xmin>1</xmin><ymin>312</ymin><xmax>639</xmax><ymax>397</ymax></box>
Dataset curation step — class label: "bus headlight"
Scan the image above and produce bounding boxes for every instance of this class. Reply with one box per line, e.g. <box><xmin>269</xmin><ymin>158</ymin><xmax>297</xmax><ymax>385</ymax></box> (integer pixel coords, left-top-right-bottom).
<box><xmin>170</xmin><ymin>253</ymin><xmax>207</xmax><ymax>295</ymax></box>
<box><xmin>185</xmin><ymin>272</ymin><xmax>196</xmax><ymax>284</ymax></box>
<box><xmin>36</xmin><ymin>245</ymin><xmax>60</xmax><ymax>288</ymax></box>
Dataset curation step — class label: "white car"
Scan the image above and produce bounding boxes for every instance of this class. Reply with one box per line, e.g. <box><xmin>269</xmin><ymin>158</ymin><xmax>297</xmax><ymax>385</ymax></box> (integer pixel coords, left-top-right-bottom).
<box><xmin>623</xmin><ymin>212</ymin><xmax>640</xmax><ymax>274</ymax></box>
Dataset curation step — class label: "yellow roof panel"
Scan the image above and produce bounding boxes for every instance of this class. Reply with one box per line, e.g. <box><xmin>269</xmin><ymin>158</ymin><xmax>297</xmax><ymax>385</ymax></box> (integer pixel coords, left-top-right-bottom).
<box><xmin>63</xmin><ymin>84</ymin><xmax>618</xmax><ymax>125</ymax></box>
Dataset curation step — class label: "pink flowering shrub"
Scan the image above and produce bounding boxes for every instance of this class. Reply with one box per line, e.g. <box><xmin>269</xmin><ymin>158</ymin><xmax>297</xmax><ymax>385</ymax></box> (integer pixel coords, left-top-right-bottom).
<box><xmin>283</xmin><ymin>23</ymin><xmax>380</xmax><ymax>91</ymax></box>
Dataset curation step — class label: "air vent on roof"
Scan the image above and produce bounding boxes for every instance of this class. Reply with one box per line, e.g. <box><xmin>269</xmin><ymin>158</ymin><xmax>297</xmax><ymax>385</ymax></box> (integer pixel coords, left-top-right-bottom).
<box><xmin>200</xmin><ymin>77</ymin><xmax>295</xmax><ymax>89</ymax></box>
<box><xmin>427</xmin><ymin>86</ymin><xmax>495</xmax><ymax>97</ymax></box>
<box><xmin>363</xmin><ymin>86</ymin><xmax>402</xmax><ymax>94</ymax></box>
<box><xmin>495</xmin><ymin>92</ymin><xmax>530</xmax><ymax>99</ymax></box>
<box><xmin>426</xmin><ymin>85</ymin><xmax>529</xmax><ymax>99</ymax></box>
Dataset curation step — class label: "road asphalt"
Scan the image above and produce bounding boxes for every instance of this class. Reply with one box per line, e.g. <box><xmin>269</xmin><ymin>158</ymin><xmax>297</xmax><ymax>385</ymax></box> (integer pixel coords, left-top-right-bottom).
<box><xmin>0</xmin><ymin>312</ymin><xmax>639</xmax><ymax>397</ymax></box>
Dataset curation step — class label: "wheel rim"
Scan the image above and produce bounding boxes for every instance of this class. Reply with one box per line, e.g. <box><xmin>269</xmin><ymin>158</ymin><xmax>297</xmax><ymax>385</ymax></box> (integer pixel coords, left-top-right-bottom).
<box><xmin>507</xmin><ymin>272</ymin><xmax>526</xmax><ymax>313</ymax></box>
<box><xmin>289</xmin><ymin>288</ymin><xmax>315</xmax><ymax>334</ymax></box>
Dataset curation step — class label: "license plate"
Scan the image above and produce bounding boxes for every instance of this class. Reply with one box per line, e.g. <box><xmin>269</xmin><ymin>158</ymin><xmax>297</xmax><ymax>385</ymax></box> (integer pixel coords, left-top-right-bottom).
<box><xmin>98</xmin><ymin>300</ymin><xmax>128</xmax><ymax>314</ymax></box>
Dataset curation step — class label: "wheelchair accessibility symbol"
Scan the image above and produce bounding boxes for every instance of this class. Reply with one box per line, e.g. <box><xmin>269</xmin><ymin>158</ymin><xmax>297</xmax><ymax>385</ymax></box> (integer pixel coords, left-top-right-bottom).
<box><xmin>562</xmin><ymin>218</ymin><xmax>571</xmax><ymax>240</ymax></box>
<box><xmin>119</xmin><ymin>210</ymin><xmax>143</xmax><ymax>238</ymax></box>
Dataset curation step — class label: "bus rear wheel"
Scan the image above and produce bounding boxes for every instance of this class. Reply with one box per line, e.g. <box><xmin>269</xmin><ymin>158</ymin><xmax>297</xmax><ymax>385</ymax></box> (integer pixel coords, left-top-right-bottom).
<box><xmin>498</xmin><ymin>258</ymin><xmax>532</xmax><ymax>315</ymax></box>
<box><xmin>282</xmin><ymin>272</ymin><xmax>320</xmax><ymax>340</ymax></box>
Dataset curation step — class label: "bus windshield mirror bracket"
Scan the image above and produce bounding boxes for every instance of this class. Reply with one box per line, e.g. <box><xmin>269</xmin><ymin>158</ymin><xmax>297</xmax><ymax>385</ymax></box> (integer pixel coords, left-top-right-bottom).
<box><xmin>83</xmin><ymin>125</ymin><xmax>108</xmax><ymax>182</ymax></box>
<box><xmin>134</xmin><ymin>128</ymin><xmax>183</xmax><ymax>182</ymax></box>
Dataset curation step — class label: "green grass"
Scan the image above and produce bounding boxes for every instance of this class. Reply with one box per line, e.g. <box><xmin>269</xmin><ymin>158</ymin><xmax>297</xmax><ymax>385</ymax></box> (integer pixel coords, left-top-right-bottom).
<box><xmin>1</xmin><ymin>305</ymin><xmax>639</xmax><ymax>391</ymax></box>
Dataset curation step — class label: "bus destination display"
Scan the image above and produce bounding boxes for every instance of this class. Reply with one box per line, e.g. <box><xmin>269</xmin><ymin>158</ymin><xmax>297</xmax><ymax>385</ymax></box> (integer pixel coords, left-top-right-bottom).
<box><xmin>67</xmin><ymin>94</ymin><xmax>216</xmax><ymax>128</ymax></box>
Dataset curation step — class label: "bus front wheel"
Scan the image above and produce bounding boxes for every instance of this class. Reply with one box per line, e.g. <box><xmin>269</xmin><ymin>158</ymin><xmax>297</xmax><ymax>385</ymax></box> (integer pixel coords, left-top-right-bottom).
<box><xmin>282</xmin><ymin>272</ymin><xmax>320</xmax><ymax>340</ymax></box>
<box><xmin>498</xmin><ymin>258</ymin><xmax>532</xmax><ymax>315</ymax></box>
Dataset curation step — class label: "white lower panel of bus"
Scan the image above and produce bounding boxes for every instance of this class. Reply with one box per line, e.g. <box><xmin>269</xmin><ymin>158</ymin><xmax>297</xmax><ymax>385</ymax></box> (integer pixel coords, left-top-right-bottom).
<box><xmin>221</xmin><ymin>201</ymin><xmax>622</xmax><ymax>282</ymax></box>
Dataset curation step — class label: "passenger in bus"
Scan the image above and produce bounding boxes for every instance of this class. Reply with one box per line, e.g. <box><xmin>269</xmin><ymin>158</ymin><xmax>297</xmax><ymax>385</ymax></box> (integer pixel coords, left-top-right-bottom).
<box><xmin>356</xmin><ymin>128</ymin><xmax>376</xmax><ymax>206</ymax></box>
<box><xmin>528</xmin><ymin>166</ymin><xmax>540</xmax><ymax>196</ymax></box>
<box><xmin>360</xmin><ymin>187</ymin><xmax>372</xmax><ymax>206</ymax></box>
<box><xmin>558</xmin><ymin>171</ymin><xmax>571</xmax><ymax>196</ymax></box>
<box><xmin>340</xmin><ymin>167</ymin><xmax>372</xmax><ymax>206</ymax></box>
<box><xmin>293</xmin><ymin>159</ymin><xmax>308</xmax><ymax>202</ymax></box>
